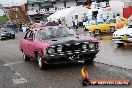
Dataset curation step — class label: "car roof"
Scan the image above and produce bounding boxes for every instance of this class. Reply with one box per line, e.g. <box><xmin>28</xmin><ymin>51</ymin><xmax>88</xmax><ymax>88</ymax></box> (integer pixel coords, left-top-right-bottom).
<box><xmin>31</xmin><ymin>26</ymin><xmax>66</xmax><ymax>31</ymax></box>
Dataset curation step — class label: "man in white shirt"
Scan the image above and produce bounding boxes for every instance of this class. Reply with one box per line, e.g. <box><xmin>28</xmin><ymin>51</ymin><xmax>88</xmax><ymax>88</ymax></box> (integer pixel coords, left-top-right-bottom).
<box><xmin>116</xmin><ymin>14</ymin><xmax>122</xmax><ymax>23</ymax></box>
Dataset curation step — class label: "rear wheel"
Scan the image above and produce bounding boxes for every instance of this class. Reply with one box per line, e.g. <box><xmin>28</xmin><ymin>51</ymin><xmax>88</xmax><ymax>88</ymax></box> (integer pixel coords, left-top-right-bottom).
<box><xmin>23</xmin><ymin>53</ymin><xmax>30</xmax><ymax>61</ymax></box>
<box><xmin>117</xmin><ymin>43</ymin><xmax>124</xmax><ymax>47</ymax></box>
<box><xmin>0</xmin><ymin>35</ymin><xmax>1</xmax><ymax>40</ymax></box>
<box><xmin>12</xmin><ymin>35</ymin><xmax>15</xmax><ymax>39</ymax></box>
<box><xmin>0</xmin><ymin>35</ymin><xmax>4</xmax><ymax>40</ymax></box>
<box><xmin>37</xmin><ymin>53</ymin><xmax>47</xmax><ymax>70</ymax></box>
<box><xmin>94</xmin><ymin>29</ymin><xmax>101</xmax><ymax>35</ymax></box>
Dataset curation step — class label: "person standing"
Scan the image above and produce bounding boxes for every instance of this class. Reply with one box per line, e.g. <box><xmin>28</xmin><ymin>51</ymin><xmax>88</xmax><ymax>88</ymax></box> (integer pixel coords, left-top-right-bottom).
<box><xmin>97</xmin><ymin>13</ymin><xmax>104</xmax><ymax>24</ymax></box>
<box><xmin>72</xmin><ymin>18</ymin><xmax>75</xmax><ymax>27</ymax></box>
<box><xmin>116</xmin><ymin>13</ymin><xmax>122</xmax><ymax>23</ymax></box>
<box><xmin>74</xmin><ymin>19</ymin><xmax>79</xmax><ymax>31</ymax></box>
<box><xmin>58</xmin><ymin>19</ymin><xmax>61</xmax><ymax>25</ymax></box>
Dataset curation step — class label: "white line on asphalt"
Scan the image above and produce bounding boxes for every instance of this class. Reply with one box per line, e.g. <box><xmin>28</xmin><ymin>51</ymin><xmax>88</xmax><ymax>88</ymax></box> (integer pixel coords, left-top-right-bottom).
<box><xmin>12</xmin><ymin>77</ymin><xmax>28</xmax><ymax>84</ymax></box>
<box><xmin>12</xmin><ymin>72</ymin><xmax>28</xmax><ymax>85</ymax></box>
<box><xmin>3</xmin><ymin>61</ymin><xmax>24</xmax><ymax>66</ymax></box>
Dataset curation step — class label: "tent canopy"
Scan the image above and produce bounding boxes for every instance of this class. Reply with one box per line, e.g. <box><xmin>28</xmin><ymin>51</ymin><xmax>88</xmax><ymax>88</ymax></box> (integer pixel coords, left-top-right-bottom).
<box><xmin>47</xmin><ymin>7</ymin><xmax>77</xmax><ymax>21</ymax></box>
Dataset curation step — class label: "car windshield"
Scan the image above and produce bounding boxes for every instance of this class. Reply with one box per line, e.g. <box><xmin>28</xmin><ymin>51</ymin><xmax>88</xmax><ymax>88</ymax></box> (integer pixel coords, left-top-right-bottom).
<box><xmin>0</xmin><ymin>28</ymin><xmax>13</xmax><ymax>32</ymax></box>
<box><xmin>36</xmin><ymin>27</ymin><xmax>75</xmax><ymax>40</ymax></box>
<box><xmin>105</xmin><ymin>19</ymin><xmax>116</xmax><ymax>24</ymax></box>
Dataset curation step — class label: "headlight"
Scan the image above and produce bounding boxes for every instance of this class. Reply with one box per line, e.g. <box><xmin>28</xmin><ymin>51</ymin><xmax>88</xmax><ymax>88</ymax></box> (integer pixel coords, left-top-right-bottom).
<box><xmin>113</xmin><ymin>34</ymin><xmax>118</xmax><ymax>37</ymax></box>
<box><xmin>89</xmin><ymin>43</ymin><xmax>95</xmax><ymax>49</ymax></box>
<box><xmin>57</xmin><ymin>46</ymin><xmax>62</xmax><ymax>53</ymax></box>
<box><xmin>82</xmin><ymin>44</ymin><xmax>87</xmax><ymax>50</ymax></box>
<box><xmin>47</xmin><ymin>47</ymin><xmax>55</xmax><ymax>54</ymax></box>
<box><xmin>1</xmin><ymin>33</ymin><xmax>5</xmax><ymax>36</ymax></box>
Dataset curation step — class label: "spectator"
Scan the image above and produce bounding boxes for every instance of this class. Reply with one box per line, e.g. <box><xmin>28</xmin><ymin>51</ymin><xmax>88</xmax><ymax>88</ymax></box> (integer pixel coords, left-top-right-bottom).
<box><xmin>19</xmin><ymin>23</ymin><xmax>23</xmax><ymax>32</ymax></box>
<box><xmin>74</xmin><ymin>19</ymin><xmax>79</xmax><ymax>31</ymax></box>
<box><xmin>116</xmin><ymin>14</ymin><xmax>122</xmax><ymax>23</ymax></box>
<box><xmin>72</xmin><ymin>18</ymin><xmax>75</xmax><ymax>27</ymax></box>
<box><xmin>102</xmin><ymin>13</ymin><xmax>107</xmax><ymax>22</ymax></box>
<box><xmin>97</xmin><ymin>13</ymin><xmax>104</xmax><ymax>24</ymax></box>
<box><xmin>58</xmin><ymin>19</ymin><xmax>61</xmax><ymax>25</ymax></box>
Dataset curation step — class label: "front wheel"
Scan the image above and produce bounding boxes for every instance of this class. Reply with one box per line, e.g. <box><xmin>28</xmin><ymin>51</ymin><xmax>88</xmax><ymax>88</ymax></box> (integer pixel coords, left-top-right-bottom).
<box><xmin>37</xmin><ymin>53</ymin><xmax>47</xmax><ymax>70</ymax></box>
<box><xmin>84</xmin><ymin>54</ymin><xmax>96</xmax><ymax>63</ymax></box>
<box><xmin>12</xmin><ymin>35</ymin><xmax>15</xmax><ymax>39</ymax></box>
<box><xmin>93</xmin><ymin>29</ymin><xmax>101</xmax><ymax>35</ymax></box>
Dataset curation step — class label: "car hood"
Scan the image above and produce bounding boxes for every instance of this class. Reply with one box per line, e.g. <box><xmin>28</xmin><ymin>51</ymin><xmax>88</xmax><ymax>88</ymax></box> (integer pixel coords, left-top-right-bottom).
<box><xmin>44</xmin><ymin>35</ymin><xmax>98</xmax><ymax>46</ymax></box>
<box><xmin>114</xmin><ymin>27</ymin><xmax>132</xmax><ymax>35</ymax></box>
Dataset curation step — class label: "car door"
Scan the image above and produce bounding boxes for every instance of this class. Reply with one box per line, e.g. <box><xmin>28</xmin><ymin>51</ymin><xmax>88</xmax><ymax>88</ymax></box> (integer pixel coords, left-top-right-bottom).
<box><xmin>26</xmin><ymin>30</ymin><xmax>36</xmax><ymax>58</ymax></box>
<box><xmin>22</xmin><ymin>30</ymin><xmax>31</xmax><ymax>55</ymax></box>
<box><xmin>23</xmin><ymin>30</ymin><xmax>35</xmax><ymax>57</ymax></box>
<box><xmin>99</xmin><ymin>19</ymin><xmax>111</xmax><ymax>32</ymax></box>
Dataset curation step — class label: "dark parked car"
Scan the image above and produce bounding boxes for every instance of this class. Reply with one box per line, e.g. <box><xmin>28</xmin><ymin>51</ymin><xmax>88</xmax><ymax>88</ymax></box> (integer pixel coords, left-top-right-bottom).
<box><xmin>19</xmin><ymin>26</ymin><xmax>100</xmax><ymax>70</ymax></box>
<box><xmin>0</xmin><ymin>28</ymin><xmax>15</xmax><ymax>40</ymax></box>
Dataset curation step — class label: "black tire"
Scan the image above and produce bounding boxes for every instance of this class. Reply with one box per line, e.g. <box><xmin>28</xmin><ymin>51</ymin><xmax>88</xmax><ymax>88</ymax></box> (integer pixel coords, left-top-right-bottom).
<box><xmin>23</xmin><ymin>53</ymin><xmax>30</xmax><ymax>61</ymax></box>
<box><xmin>117</xmin><ymin>43</ymin><xmax>124</xmax><ymax>47</ymax></box>
<box><xmin>37</xmin><ymin>53</ymin><xmax>46</xmax><ymax>70</ymax></box>
<box><xmin>84</xmin><ymin>54</ymin><xmax>96</xmax><ymax>63</ymax></box>
<box><xmin>0</xmin><ymin>35</ymin><xmax>4</xmax><ymax>40</ymax></box>
<box><xmin>12</xmin><ymin>35</ymin><xmax>15</xmax><ymax>39</ymax></box>
<box><xmin>0</xmin><ymin>35</ymin><xmax>2</xmax><ymax>40</ymax></box>
<box><xmin>93</xmin><ymin>29</ymin><xmax>101</xmax><ymax>35</ymax></box>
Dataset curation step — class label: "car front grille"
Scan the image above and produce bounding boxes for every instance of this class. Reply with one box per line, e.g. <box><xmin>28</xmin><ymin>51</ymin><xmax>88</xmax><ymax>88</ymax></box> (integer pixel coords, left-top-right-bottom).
<box><xmin>47</xmin><ymin>42</ymin><xmax>99</xmax><ymax>56</ymax></box>
<box><xmin>61</xmin><ymin>42</ymin><xmax>98</xmax><ymax>53</ymax></box>
<box><xmin>63</xmin><ymin>43</ymin><xmax>82</xmax><ymax>52</ymax></box>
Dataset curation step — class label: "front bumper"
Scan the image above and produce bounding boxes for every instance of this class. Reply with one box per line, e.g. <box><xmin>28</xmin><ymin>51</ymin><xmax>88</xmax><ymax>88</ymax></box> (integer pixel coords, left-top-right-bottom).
<box><xmin>43</xmin><ymin>48</ymin><xmax>100</xmax><ymax>64</ymax></box>
<box><xmin>1</xmin><ymin>34</ymin><xmax>15</xmax><ymax>39</ymax></box>
<box><xmin>112</xmin><ymin>36</ymin><xmax>132</xmax><ymax>43</ymax></box>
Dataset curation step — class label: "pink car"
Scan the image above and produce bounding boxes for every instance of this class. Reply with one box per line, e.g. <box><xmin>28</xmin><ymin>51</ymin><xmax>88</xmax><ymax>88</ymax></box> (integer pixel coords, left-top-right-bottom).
<box><xmin>19</xmin><ymin>26</ymin><xmax>100</xmax><ymax>70</ymax></box>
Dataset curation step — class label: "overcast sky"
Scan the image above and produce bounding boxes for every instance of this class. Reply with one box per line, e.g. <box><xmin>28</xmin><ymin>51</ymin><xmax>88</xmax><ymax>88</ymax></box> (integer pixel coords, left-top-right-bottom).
<box><xmin>0</xmin><ymin>0</ymin><xmax>27</xmax><ymax>5</ymax></box>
